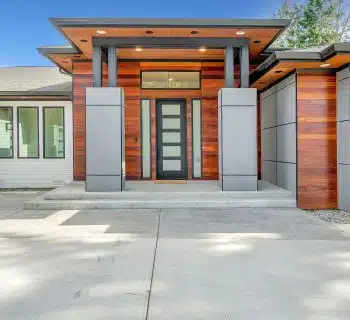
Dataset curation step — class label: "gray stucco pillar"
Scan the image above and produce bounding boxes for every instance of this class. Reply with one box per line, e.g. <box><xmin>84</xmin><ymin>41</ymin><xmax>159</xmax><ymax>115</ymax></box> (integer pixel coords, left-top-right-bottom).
<box><xmin>224</xmin><ymin>45</ymin><xmax>234</xmax><ymax>88</ymax></box>
<box><xmin>218</xmin><ymin>88</ymin><xmax>258</xmax><ymax>191</ymax></box>
<box><xmin>92</xmin><ymin>45</ymin><xmax>102</xmax><ymax>87</ymax></box>
<box><xmin>108</xmin><ymin>46</ymin><xmax>117</xmax><ymax>87</ymax></box>
<box><xmin>240</xmin><ymin>45</ymin><xmax>250</xmax><ymax>88</ymax></box>
<box><xmin>85</xmin><ymin>87</ymin><xmax>125</xmax><ymax>192</ymax></box>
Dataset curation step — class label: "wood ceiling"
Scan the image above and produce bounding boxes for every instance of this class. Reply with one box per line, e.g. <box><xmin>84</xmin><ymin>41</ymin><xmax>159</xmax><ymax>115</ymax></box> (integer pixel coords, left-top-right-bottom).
<box><xmin>46</xmin><ymin>26</ymin><xmax>281</xmax><ymax>73</ymax></box>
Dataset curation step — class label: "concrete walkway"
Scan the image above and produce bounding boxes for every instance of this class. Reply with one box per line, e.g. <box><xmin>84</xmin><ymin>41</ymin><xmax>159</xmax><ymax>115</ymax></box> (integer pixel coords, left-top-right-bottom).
<box><xmin>0</xmin><ymin>193</ymin><xmax>349</xmax><ymax>319</ymax></box>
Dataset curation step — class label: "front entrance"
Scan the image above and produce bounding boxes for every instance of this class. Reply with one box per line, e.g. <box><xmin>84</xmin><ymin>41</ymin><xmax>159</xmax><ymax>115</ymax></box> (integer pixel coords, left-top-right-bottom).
<box><xmin>156</xmin><ymin>99</ymin><xmax>187</xmax><ymax>180</ymax></box>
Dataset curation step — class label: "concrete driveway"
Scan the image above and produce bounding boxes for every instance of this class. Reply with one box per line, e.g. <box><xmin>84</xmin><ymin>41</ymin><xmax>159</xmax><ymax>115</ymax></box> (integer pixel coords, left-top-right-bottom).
<box><xmin>0</xmin><ymin>192</ymin><xmax>350</xmax><ymax>319</ymax></box>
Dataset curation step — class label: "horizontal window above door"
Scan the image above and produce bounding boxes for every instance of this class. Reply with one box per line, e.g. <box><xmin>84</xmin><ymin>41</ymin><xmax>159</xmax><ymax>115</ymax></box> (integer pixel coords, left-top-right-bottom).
<box><xmin>141</xmin><ymin>71</ymin><xmax>200</xmax><ymax>89</ymax></box>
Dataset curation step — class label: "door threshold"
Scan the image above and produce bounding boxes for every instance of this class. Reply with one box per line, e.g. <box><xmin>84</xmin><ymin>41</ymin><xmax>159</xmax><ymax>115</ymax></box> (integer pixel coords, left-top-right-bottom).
<box><xmin>154</xmin><ymin>180</ymin><xmax>188</xmax><ymax>184</ymax></box>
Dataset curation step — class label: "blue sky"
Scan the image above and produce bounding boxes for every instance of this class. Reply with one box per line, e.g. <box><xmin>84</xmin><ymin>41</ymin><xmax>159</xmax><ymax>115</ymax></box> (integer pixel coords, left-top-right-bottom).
<box><xmin>0</xmin><ymin>0</ymin><xmax>286</xmax><ymax>66</ymax></box>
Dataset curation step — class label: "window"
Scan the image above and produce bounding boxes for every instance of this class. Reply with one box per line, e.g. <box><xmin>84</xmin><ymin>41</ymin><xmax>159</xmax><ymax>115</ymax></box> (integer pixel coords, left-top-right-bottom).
<box><xmin>141</xmin><ymin>100</ymin><xmax>151</xmax><ymax>178</ymax></box>
<box><xmin>192</xmin><ymin>100</ymin><xmax>202</xmax><ymax>178</ymax></box>
<box><xmin>43</xmin><ymin>107</ymin><xmax>65</xmax><ymax>158</ymax></box>
<box><xmin>141</xmin><ymin>71</ymin><xmax>200</xmax><ymax>89</ymax></box>
<box><xmin>0</xmin><ymin>107</ymin><xmax>13</xmax><ymax>158</ymax></box>
<box><xmin>17</xmin><ymin>107</ymin><xmax>39</xmax><ymax>158</ymax></box>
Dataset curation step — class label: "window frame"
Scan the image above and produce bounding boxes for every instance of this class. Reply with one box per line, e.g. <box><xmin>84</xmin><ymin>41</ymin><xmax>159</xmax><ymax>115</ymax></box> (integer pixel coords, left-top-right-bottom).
<box><xmin>0</xmin><ymin>107</ymin><xmax>14</xmax><ymax>159</ymax></box>
<box><xmin>140</xmin><ymin>70</ymin><xmax>201</xmax><ymax>90</ymax></box>
<box><xmin>43</xmin><ymin>106</ymin><xmax>65</xmax><ymax>159</ymax></box>
<box><xmin>17</xmin><ymin>106</ymin><xmax>40</xmax><ymax>159</ymax></box>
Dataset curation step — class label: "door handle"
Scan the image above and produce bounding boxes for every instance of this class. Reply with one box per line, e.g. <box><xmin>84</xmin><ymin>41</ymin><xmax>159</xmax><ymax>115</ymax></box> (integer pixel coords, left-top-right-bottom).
<box><xmin>133</xmin><ymin>136</ymin><xmax>138</xmax><ymax>143</ymax></box>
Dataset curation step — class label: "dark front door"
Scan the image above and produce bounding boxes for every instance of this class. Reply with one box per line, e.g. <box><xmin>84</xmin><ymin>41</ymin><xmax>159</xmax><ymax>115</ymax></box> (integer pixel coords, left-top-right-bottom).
<box><xmin>156</xmin><ymin>99</ymin><xmax>187</xmax><ymax>180</ymax></box>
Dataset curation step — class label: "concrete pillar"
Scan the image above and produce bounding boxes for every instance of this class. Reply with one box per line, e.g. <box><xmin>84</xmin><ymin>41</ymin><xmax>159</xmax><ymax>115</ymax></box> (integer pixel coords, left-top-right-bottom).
<box><xmin>218</xmin><ymin>88</ymin><xmax>258</xmax><ymax>191</ymax></box>
<box><xmin>85</xmin><ymin>87</ymin><xmax>125</xmax><ymax>191</ymax></box>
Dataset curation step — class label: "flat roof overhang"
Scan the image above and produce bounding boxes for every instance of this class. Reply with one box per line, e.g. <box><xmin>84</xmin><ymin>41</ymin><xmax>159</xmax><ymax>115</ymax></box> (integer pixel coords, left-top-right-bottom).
<box><xmin>50</xmin><ymin>17</ymin><xmax>291</xmax><ymax>29</ymax></box>
<box><xmin>38</xmin><ymin>17</ymin><xmax>291</xmax><ymax>73</ymax></box>
<box><xmin>251</xmin><ymin>43</ymin><xmax>350</xmax><ymax>90</ymax></box>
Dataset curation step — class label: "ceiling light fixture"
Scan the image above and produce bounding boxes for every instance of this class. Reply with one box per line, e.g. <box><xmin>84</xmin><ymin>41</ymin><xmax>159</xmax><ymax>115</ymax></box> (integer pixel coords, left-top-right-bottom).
<box><xmin>253</xmin><ymin>40</ymin><xmax>262</xmax><ymax>44</ymax></box>
<box><xmin>135</xmin><ymin>46</ymin><xmax>143</xmax><ymax>52</ymax></box>
<box><xmin>191</xmin><ymin>30</ymin><xmax>199</xmax><ymax>35</ymax></box>
<box><xmin>168</xmin><ymin>78</ymin><xmax>173</xmax><ymax>81</ymax></box>
<box><xmin>80</xmin><ymin>39</ymin><xmax>88</xmax><ymax>43</ymax></box>
<box><xmin>145</xmin><ymin>30</ymin><xmax>154</xmax><ymax>35</ymax></box>
<box><xmin>73</xmin><ymin>55</ymin><xmax>80</xmax><ymax>59</ymax></box>
<box><xmin>320</xmin><ymin>63</ymin><xmax>331</xmax><ymax>68</ymax></box>
<box><xmin>275</xmin><ymin>70</ymin><xmax>283</xmax><ymax>73</ymax></box>
<box><xmin>236</xmin><ymin>30</ymin><xmax>245</xmax><ymax>35</ymax></box>
<box><xmin>199</xmin><ymin>47</ymin><xmax>207</xmax><ymax>52</ymax></box>
<box><xmin>96</xmin><ymin>30</ymin><xmax>107</xmax><ymax>35</ymax></box>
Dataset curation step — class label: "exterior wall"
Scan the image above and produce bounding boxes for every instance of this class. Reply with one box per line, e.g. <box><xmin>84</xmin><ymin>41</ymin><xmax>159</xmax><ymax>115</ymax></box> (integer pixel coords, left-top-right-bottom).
<box><xmin>297</xmin><ymin>73</ymin><xmax>337</xmax><ymax>209</ymax></box>
<box><xmin>72</xmin><ymin>60</ymin><xmax>229</xmax><ymax>181</ymax></box>
<box><xmin>260</xmin><ymin>74</ymin><xmax>297</xmax><ymax>195</ymax></box>
<box><xmin>0</xmin><ymin>100</ymin><xmax>73</xmax><ymax>188</ymax></box>
<box><xmin>337</xmin><ymin>67</ymin><xmax>350</xmax><ymax>212</ymax></box>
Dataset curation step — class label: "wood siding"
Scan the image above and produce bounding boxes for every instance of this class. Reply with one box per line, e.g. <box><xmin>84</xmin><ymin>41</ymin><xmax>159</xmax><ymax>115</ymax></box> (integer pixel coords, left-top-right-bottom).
<box><xmin>297</xmin><ymin>74</ymin><xmax>337</xmax><ymax>209</ymax></box>
<box><xmin>72</xmin><ymin>60</ymin><xmax>258</xmax><ymax>181</ymax></box>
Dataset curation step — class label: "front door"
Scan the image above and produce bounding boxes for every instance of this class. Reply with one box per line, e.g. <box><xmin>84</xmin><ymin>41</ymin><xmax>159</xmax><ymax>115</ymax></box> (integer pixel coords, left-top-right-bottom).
<box><xmin>156</xmin><ymin>99</ymin><xmax>187</xmax><ymax>180</ymax></box>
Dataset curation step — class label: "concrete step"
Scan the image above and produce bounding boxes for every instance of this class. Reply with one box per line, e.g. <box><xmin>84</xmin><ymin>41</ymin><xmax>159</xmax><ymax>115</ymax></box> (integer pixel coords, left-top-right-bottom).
<box><xmin>44</xmin><ymin>190</ymin><xmax>293</xmax><ymax>201</ymax></box>
<box><xmin>24</xmin><ymin>198</ymin><xmax>297</xmax><ymax>210</ymax></box>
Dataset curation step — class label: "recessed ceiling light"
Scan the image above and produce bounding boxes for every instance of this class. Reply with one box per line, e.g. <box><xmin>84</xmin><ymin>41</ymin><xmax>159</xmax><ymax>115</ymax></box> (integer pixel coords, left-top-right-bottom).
<box><xmin>135</xmin><ymin>46</ymin><xmax>143</xmax><ymax>52</ymax></box>
<box><xmin>145</xmin><ymin>30</ymin><xmax>154</xmax><ymax>35</ymax></box>
<box><xmin>96</xmin><ymin>30</ymin><xmax>107</xmax><ymax>35</ymax></box>
<box><xmin>168</xmin><ymin>78</ymin><xmax>173</xmax><ymax>81</ymax></box>
<box><xmin>253</xmin><ymin>40</ymin><xmax>262</xmax><ymax>44</ymax></box>
<box><xmin>275</xmin><ymin>70</ymin><xmax>283</xmax><ymax>73</ymax></box>
<box><xmin>320</xmin><ymin>63</ymin><xmax>331</xmax><ymax>68</ymax></box>
<box><xmin>80</xmin><ymin>39</ymin><xmax>88</xmax><ymax>43</ymax></box>
<box><xmin>236</xmin><ymin>30</ymin><xmax>245</xmax><ymax>35</ymax></box>
<box><xmin>199</xmin><ymin>47</ymin><xmax>206</xmax><ymax>52</ymax></box>
<box><xmin>191</xmin><ymin>30</ymin><xmax>199</xmax><ymax>35</ymax></box>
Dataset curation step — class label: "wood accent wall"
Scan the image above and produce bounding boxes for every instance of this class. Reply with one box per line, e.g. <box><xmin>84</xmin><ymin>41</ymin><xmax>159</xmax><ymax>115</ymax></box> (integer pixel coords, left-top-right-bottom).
<box><xmin>72</xmin><ymin>60</ymin><xmax>258</xmax><ymax>181</ymax></box>
<box><xmin>72</xmin><ymin>61</ymin><xmax>92</xmax><ymax>180</ymax></box>
<box><xmin>297</xmin><ymin>73</ymin><xmax>337</xmax><ymax>209</ymax></box>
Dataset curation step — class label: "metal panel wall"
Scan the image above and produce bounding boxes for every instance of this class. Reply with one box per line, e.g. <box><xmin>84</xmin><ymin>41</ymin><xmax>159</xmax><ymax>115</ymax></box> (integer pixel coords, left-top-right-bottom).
<box><xmin>337</xmin><ymin>67</ymin><xmax>350</xmax><ymax>212</ymax></box>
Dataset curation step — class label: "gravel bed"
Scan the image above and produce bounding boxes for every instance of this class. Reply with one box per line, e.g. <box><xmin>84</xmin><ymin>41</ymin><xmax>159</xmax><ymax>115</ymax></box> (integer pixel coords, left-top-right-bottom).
<box><xmin>305</xmin><ymin>209</ymin><xmax>350</xmax><ymax>224</ymax></box>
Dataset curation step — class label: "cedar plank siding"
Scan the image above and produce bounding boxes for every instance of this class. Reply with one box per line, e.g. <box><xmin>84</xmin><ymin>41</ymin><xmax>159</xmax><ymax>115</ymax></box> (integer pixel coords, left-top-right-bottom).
<box><xmin>297</xmin><ymin>73</ymin><xmax>338</xmax><ymax>209</ymax></box>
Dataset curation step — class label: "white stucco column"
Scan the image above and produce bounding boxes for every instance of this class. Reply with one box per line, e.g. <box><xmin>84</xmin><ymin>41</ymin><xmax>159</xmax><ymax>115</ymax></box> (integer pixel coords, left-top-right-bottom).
<box><xmin>85</xmin><ymin>87</ymin><xmax>125</xmax><ymax>192</ymax></box>
<box><xmin>218</xmin><ymin>88</ymin><xmax>258</xmax><ymax>191</ymax></box>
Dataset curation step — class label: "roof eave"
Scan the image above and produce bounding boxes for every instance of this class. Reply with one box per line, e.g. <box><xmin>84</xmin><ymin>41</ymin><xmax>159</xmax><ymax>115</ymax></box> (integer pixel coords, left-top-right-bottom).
<box><xmin>49</xmin><ymin>17</ymin><xmax>291</xmax><ymax>29</ymax></box>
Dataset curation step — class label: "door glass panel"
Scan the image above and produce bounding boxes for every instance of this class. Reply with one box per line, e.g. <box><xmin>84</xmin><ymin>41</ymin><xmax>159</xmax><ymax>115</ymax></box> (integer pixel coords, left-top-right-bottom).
<box><xmin>163</xmin><ymin>118</ymin><xmax>180</xmax><ymax>129</ymax></box>
<box><xmin>141</xmin><ymin>100</ymin><xmax>151</xmax><ymax>178</ymax></box>
<box><xmin>162</xmin><ymin>104</ymin><xmax>180</xmax><ymax>115</ymax></box>
<box><xmin>163</xmin><ymin>146</ymin><xmax>181</xmax><ymax>157</ymax></box>
<box><xmin>163</xmin><ymin>159</ymin><xmax>181</xmax><ymax>171</ymax></box>
<box><xmin>163</xmin><ymin>132</ymin><xmax>181</xmax><ymax>143</ymax></box>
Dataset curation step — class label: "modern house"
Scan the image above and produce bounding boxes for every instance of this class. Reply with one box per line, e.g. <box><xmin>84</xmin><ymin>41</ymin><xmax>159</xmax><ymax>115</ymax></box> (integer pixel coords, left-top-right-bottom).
<box><xmin>0</xmin><ymin>17</ymin><xmax>349</xmax><ymax>211</ymax></box>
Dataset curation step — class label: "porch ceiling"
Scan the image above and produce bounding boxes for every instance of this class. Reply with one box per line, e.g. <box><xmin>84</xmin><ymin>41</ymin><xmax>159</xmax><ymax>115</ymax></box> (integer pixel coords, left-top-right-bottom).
<box><xmin>39</xmin><ymin>18</ymin><xmax>290</xmax><ymax>73</ymax></box>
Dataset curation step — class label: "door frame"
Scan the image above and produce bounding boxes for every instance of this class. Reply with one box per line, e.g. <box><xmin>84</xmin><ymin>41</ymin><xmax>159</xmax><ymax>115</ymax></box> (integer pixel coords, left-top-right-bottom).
<box><xmin>156</xmin><ymin>98</ymin><xmax>187</xmax><ymax>180</ymax></box>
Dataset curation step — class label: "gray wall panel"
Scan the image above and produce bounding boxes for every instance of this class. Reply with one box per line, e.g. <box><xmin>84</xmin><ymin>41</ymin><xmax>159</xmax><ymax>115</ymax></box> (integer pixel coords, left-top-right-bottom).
<box><xmin>85</xmin><ymin>87</ymin><xmax>124</xmax><ymax>192</ymax></box>
<box><xmin>262</xmin><ymin>161</ymin><xmax>277</xmax><ymax>185</ymax></box>
<box><xmin>277</xmin><ymin>162</ymin><xmax>297</xmax><ymax>196</ymax></box>
<box><xmin>218</xmin><ymin>88</ymin><xmax>257</xmax><ymax>191</ymax></box>
<box><xmin>261</xmin><ymin>93</ymin><xmax>277</xmax><ymax>129</ymax></box>
<box><xmin>337</xmin><ymin>77</ymin><xmax>350</xmax><ymax>122</ymax></box>
<box><xmin>260</xmin><ymin>74</ymin><xmax>296</xmax><ymax>195</ymax></box>
<box><xmin>86</xmin><ymin>105</ymin><xmax>121</xmax><ymax>175</ymax></box>
<box><xmin>337</xmin><ymin>67</ymin><xmax>350</xmax><ymax>211</ymax></box>
<box><xmin>277</xmin><ymin>83</ymin><xmax>296</xmax><ymax>125</ymax></box>
<box><xmin>261</xmin><ymin>128</ymin><xmax>277</xmax><ymax>161</ymax></box>
<box><xmin>277</xmin><ymin>124</ymin><xmax>297</xmax><ymax>163</ymax></box>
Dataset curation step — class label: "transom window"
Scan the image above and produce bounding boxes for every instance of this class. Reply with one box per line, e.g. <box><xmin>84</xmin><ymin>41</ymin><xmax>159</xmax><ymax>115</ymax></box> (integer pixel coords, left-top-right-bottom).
<box><xmin>141</xmin><ymin>71</ymin><xmax>200</xmax><ymax>89</ymax></box>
